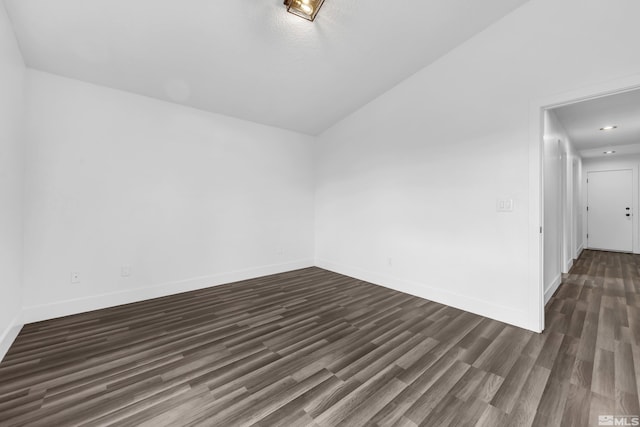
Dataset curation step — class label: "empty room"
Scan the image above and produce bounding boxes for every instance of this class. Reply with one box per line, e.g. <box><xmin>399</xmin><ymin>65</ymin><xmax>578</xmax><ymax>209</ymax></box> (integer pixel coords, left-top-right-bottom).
<box><xmin>1</xmin><ymin>0</ymin><xmax>640</xmax><ymax>426</ymax></box>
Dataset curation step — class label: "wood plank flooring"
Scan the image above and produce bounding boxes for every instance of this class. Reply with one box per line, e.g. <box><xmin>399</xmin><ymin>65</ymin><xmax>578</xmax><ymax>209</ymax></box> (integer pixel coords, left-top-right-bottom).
<box><xmin>0</xmin><ymin>249</ymin><xmax>638</xmax><ymax>426</ymax></box>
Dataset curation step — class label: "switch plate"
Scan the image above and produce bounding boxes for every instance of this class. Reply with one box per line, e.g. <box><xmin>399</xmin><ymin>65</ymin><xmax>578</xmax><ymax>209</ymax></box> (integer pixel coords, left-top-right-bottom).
<box><xmin>497</xmin><ymin>199</ymin><xmax>514</xmax><ymax>212</ymax></box>
<box><xmin>71</xmin><ymin>271</ymin><xmax>80</xmax><ymax>283</ymax></box>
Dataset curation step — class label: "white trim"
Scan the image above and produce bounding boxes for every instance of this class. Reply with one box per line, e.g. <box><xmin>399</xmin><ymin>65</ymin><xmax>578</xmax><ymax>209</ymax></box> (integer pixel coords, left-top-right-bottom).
<box><xmin>0</xmin><ymin>315</ymin><xmax>23</xmax><ymax>362</ymax></box>
<box><xmin>316</xmin><ymin>258</ymin><xmax>534</xmax><ymax>332</ymax></box>
<box><xmin>528</xmin><ymin>99</ymin><xmax>544</xmax><ymax>333</ymax></box>
<box><xmin>583</xmin><ymin>164</ymin><xmax>640</xmax><ymax>254</ymax></box>
<box><xmin>529</xmin><ymin>72</ymin><xmax>640</xmax><ymax>334</ymax></box>
<box><xmin>544</xmin><ymin>274</ymin><xmax>562</xmax><ymax>304</ymax></box>
<box><xmin>565</xmin><ymin>258</ymin><xmax>574</xmax><ymax>273</ymax></box>
<box><xmin>575</xmin><ymin>245</ymin><xmax>584</xmax><ymax>259</ymax></box>
<box><xmin>21</xmin><ymin>259</ymin><xmax>314</xmax><ymax>324</ymax></box>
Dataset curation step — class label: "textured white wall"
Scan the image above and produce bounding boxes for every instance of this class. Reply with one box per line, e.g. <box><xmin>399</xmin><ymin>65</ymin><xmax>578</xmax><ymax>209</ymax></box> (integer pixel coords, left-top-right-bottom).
<box><xmin>22</xmin><ymin>70</ymin><xmax>315</xmax><ymax>321</ymax></box>
<box><xmin>0</xmin><ymin>4</ymin><xmax>25</xmax><ymax>357</ymax></box>
<box><xmin>314</xmin><ymin>0</ymin><xmax>640</xmax><ymax>331</ymax></box>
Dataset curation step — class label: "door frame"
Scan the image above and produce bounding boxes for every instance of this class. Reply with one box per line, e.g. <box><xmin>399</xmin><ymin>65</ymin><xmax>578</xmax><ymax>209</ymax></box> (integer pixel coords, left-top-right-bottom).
<box><xmin>571</xmin><ymin>159</ymin><xmax>579</xmax><ymax>267</ymax></box>
<box><xmin>583</xmin><ymin>164</ymin><xmax>640</xmax><ymax>254</ymax></box>
<box><xmin>529</xmin><ymin>73</ymin><xmax>640</xmax><ymax>333</ymax></box>
<box><xmin>560</xmin><ymin>146</ymin><xmax>568</xmax><ymax>273</ymax></box>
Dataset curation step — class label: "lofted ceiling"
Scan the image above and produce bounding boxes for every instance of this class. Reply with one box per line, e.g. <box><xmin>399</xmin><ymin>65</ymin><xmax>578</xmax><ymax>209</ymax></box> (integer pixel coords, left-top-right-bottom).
<box><xmin>553</xmin><ymin>89</ymin><xmax>640</xmax><ymax>158</ymax></box>
<box><xmin>3</xmin><ymin>0</ymin><xmax>529</xmax><ymax>135</ymax></box>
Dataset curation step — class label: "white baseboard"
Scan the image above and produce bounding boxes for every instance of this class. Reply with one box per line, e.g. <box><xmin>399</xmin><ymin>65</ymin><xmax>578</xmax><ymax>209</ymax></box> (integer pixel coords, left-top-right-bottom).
<box><xmin>21</xmin><ymin>259</ymin><xmax>314</xmax><ymax>324</ymax></box>
<box><xmin>575</xmin><ymin>245</ymin><xmax>584</xmax><ymax>259</ymax></box>
<box><xmin>12</xmin><ymin>256</ymin><xmax>543</xmax><ymax>356</ymax></box>
<box><xmin>0</xmin><ymin>315</ymin><xmax>23</xmax><ymax>363</ymax></box>
<box><xmin>565</xmin><ymin>258</ymin><xmax>574</xmax><ymax>273</ymax></box>
<box><xmin>544</xmin><ymin>273</ymin><xmax>562</xmax><ymax>304</ymax></box>
<box><xmin>315</xmin><ymin>258</ymin><xmax>536</xmax><ymax>332</ymax></box>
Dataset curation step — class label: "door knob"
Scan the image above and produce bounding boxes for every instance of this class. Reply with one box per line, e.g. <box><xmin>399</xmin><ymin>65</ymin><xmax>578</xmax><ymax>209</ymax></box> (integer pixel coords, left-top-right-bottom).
<box><xmin>627</xmin><ymin>213</ymin><xmax>631</xmax><ymax>217</ymax></box>
<box><xmin>626</xmin><ymin>207</ymin><xmax>631</xmax><ymax>210</ymax></box>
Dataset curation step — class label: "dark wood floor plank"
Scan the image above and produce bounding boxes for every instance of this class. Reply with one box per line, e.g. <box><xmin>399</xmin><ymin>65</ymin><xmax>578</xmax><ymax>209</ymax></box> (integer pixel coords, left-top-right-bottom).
<box><xmin>592</xmin><ymin>348</ymin><xmax>615</xmax><ymax>396</ymax></box>
<box><xmin>490</xmin><ymin>354</ymin><xmax>536</xmax><ymax>413</ymax></box>
<box><xmin>559</xmin><ymin>384</ymin><xmax>591</xmax><ymax>427</ymax></box>
<box><xmin>504</xmin><ymin>364</ymin><xmax>551</xmax><ymax>427</ymax></box>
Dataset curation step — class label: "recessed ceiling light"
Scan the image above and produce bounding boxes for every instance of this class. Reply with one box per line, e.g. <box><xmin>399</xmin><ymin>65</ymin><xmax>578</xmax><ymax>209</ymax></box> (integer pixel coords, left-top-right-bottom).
<box><xmin>600</xmin><ymin>125</ymin><xmax>618</xmax><ymax>131</ymax></box>
<box><xmin>603</xmin><ymin>150</ymin><xmax>616</xmax><ymax>154</ymax></box>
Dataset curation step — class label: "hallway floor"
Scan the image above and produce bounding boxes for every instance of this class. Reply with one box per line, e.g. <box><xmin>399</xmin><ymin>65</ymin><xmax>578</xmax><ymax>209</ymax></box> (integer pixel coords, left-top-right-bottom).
<box><xmin>542</xmin><ymin>249</ymin><xmax>640</xmax><ymax>426</ymax></box>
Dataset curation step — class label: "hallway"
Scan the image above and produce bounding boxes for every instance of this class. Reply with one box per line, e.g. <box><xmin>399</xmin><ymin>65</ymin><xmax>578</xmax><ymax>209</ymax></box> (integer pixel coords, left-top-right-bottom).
<box><xmin>544</xmin><ymin>249</ymin><xmax>640</xmax><ymax>426</ymax></box>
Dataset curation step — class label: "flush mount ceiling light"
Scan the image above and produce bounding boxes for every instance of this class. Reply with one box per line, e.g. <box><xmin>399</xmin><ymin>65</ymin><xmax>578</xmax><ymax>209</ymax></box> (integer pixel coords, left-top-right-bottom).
<box><xmin>600</xmin><ymin>125</ymin><xmax>618</xmax><ymax>131</ymax></box>
<box><xmin>603</xmin><ymin>150</ymin><xmax>616</xmax><ymax>154</ymax></box>
<box><xmin>284</xmin><ymin>0</ymin><xmax>325</xmax><ymax>21</ymax></box>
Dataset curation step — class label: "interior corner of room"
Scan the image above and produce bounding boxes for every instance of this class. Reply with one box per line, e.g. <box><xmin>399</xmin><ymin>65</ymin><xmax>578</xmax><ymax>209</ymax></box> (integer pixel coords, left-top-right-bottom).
<box><xmin>2</xmin><ymin>0</ymin><xmax>640</xmax><ymax>423</ymax></box>
<box><xmin>2</xmin><ymin>0</ymin><xmax>640</xmax><ymax>356</ymax></box>
<box><xmin>0</xmin><ymin>0</ymin><xmax>640</xmax><ymax>426</ymax></box>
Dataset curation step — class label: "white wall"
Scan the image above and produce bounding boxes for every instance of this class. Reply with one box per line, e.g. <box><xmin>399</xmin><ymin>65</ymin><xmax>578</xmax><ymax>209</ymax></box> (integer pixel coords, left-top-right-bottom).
<box><xmin>582</xmin><ymin>154</ymin><xmax>640</xmax><ymax>254</ymax></box>
<box><xmin>543</xmin><ymin>110</ymin><xmax>582</xmax><ymax>303</ymax></box>
<box><xmin>21</xmin><ymin>70</ymin><xmax>315</xmax><ymax>322</ymax></box>
<box><xmin>315</xmin><ymin>0</ymin><xmax>640</xmax><ymax>331</ymax></box>
<box><xmin>0</xmin><ymin>4</ymin><xmax>25</xmax><ymax>358</ymax></box>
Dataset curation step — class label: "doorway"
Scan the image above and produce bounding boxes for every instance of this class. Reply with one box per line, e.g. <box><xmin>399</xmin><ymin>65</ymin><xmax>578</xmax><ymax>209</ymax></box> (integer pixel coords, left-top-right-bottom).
<box><xmin>533</xmin><ymin>78</ymin><xmax>640</xmax><ymax>332</ymax></box>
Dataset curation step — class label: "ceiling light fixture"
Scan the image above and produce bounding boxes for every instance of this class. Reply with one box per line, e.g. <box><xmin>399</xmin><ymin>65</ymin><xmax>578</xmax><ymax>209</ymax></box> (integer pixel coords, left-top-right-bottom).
<box><xmin>600</xmin><ymin>125</ymin><xmax>618</xmax><ymax>131</ymax></box>
<box><xmin>284</xmin><ymin>0</ymin><xmax>325</xmax><ymax>21</ymax></box>
<box><xmin>603</xmin><ymin>150</ymin><xmax>616</xmax><ymax>155</ymax></box>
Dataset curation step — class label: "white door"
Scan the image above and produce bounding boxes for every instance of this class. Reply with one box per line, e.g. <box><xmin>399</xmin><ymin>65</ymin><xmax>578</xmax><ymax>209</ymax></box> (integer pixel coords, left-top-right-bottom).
<box><xmin>587</xmin><ymin>170</ymin><xmax>633</xmax><ymax>252</ymax></box>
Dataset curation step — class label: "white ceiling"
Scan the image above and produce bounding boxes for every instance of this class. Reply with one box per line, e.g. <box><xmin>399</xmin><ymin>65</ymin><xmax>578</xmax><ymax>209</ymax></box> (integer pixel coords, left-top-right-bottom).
<box><xmin>553</xmin><ymin>89</ymin><xmax>640</xmax><ymax>158</ymax></box>
<box><xmin>3</xmin><ymin>0</ymin><xmax>529</xmax><ymax>135</ymax></box>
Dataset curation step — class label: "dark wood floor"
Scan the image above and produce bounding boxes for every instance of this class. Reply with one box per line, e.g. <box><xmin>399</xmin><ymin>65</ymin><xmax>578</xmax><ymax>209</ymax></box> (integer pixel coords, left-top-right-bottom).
<box><xmin>0</xmin><ymin>250</ymin><xmax>638</xmax><ymax>426</ymax></box>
